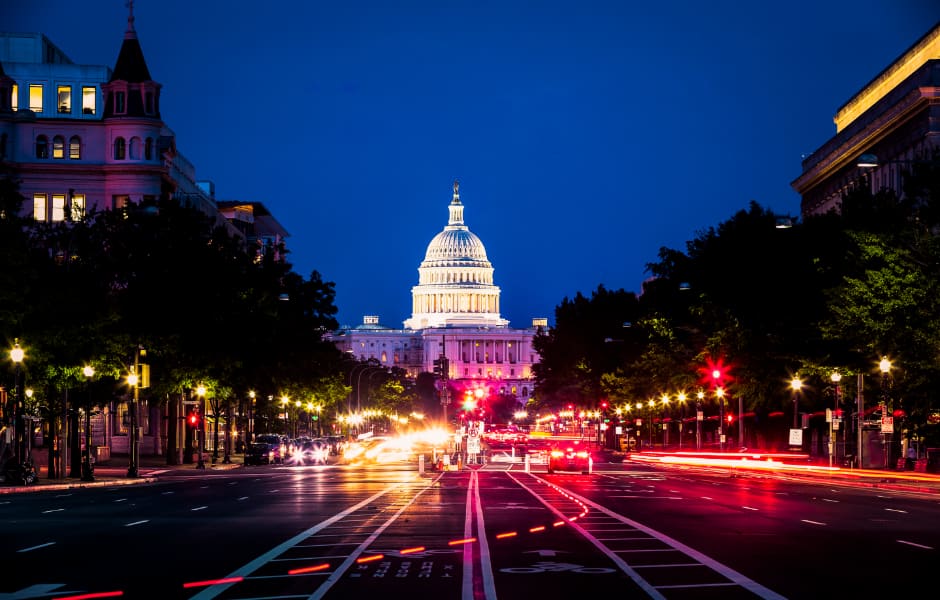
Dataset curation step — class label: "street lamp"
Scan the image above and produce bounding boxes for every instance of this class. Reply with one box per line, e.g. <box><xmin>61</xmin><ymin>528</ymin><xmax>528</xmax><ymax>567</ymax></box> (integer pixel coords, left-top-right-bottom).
<box><xmin>196</xmin><ymin>385</ymin><xmax>207</xmax><ymax>469</ymax></box>
<box><xmin>789</xmin><ymin>377</ymin><xmax>803</xmax><ymax>429</ymax></box>
<box><xmin>879</xmin><ymin>357</ymin><xmax>892</xmax><ymax>469</ymax></box>
<box><xmin>81</xmin><ymin>365</ymin><xmax>95</xmax><ymax>482</ymax></box>
<box><xmin>830</xmin><ymin>371</ymin><xmax>842</xmax><ymax>469</ymax></box>
<box><xmin>9</xmin><ymin>340</ymin><xmax>26</xmax><ymax>481</ymax></box>
<box><xmin>716</xmin><ymin>387</ymin><xmax>726</xmax><ymax>451</ymax></box>
<box><xmin>126</xmin><ymin>368</ymin><xmax>140</xmax><ymax>478</ymax></box>
<box><xmin>695</xmin><ymin>390</ymin><xmax>704</xmax><ymax>450</ymax></box>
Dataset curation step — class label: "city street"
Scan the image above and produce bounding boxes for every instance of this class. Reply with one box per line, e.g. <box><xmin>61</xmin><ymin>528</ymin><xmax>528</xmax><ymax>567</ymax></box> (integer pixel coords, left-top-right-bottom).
<box><xmin>1</xmin><ymin>458</ymin><xmax>938</xmax><ymax>599</ymax></box>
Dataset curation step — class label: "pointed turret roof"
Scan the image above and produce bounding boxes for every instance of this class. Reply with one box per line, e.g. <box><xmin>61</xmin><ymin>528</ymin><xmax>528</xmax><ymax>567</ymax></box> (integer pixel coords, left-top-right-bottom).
<box><xmin>109</xmin><ymin>1</ymin><xmax>152</xmax><ymax>83</ymax></box>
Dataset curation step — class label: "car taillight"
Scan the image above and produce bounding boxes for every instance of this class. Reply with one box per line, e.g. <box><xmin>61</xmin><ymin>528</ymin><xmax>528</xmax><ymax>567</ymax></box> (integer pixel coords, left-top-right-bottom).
<box><xmin>550</xmin><ymin>450</ymin><xmax>563</xmax><ymax>458</ymax></box>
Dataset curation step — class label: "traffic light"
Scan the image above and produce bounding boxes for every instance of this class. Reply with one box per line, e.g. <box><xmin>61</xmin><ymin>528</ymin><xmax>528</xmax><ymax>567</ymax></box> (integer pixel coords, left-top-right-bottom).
<box><xmin>189</xmin><ymin>412</ymin><xmax>199</xmax><ymax>427</ymax></box>
<box><xmin>433</xmin><ymin>357</ymin><xmax>450</xmax><ymax>378</ymax></box>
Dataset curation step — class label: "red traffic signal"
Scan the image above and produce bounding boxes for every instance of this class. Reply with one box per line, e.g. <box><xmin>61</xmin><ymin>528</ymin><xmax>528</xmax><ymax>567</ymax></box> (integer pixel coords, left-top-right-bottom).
<box><xmin>189</xmin><ymin>412</ymin><xmax>199</xmax><ymax>426</ymax></box>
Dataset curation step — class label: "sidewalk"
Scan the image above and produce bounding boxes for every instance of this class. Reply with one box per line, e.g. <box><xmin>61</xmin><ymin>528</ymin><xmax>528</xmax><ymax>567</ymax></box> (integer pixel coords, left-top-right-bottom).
<box><xmin>0</xmin><ymin>450</ymin><xmax>243</xmax><ymax>495</ymax></box>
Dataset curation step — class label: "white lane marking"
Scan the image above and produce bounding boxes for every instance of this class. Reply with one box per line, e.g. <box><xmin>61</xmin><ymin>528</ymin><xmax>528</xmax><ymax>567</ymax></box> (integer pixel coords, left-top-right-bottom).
<box><xmin>41</xmin><ymin>508</ymin><xmax>64</xmax><ymax>514</ymax></box>
<box><xmin>113</xmin><ymin>498</ymin><xmax>127</xmax><ymax>503</ymax></box>
<box><xmin>186</xmin><ymin>476</ymin><xmax>438</xmax><ymax>600</ymax></box>
<box><xmin>237</xmin><ymin>496</ymin><xmax>249</xmax><ymax>501</ymax></box>
<box><xmin>742</xmin><ymin>506</ymin><xmax>759</xmax><ymax>511</ymax></box>
<box><xmin>192</xmin><ymin>506</ymin><xmax>208</xmax><ymax>511</ymax></box>
<box><xmin>801</xmin><ymin>520</ymin><xmax>826</xmax><ymax>526</ymax></box>
<box><xmin>897</xmin><ymin>539</ymin><xmax>934</xmax><ymax>550</ymax></box>
<box><xmin>161</xmin><ymin>491</ymin><xmax>174</xmax><ymax>495</ymax></box>
<box><xmin>17</xmin><ymin>542</ymin><xmax>56</xmax><ymax>552</ymax></box>
<box><xmin>125</xmin><ymin>520</ymin><xmax>149</xmax><ymax>527</ymax></box>
<box><xmin>513</xmin><ymin>473</ymin><xmax>787</xmax><ymax>600</ymax></box>
<box><xmin>885</xmin><ymin>508</ymin><xmax>908</xmax><ymax>514</ymax></box>
<box><xmin>54</xmin><ymin>493</ymin><xmax>73</xmax><ymax>498</ymax></box>
<box><xmin>822</xmin><ymin>498</ymin><xmax>839</xmax><ymax>503</ymax></box>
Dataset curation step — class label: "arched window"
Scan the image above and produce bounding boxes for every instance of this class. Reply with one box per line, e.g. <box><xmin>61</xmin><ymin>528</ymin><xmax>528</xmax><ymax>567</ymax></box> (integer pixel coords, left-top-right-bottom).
<box><xmin>114</xmin><ymin>137</ymin><xmax>125</xmax><ymax>160</ymax></box>
<box><xmin>69</xmin><ymin>135</ymin><xmax>81</xmax><ymax>159</ymax></box>
<box><xmin>52</xmin><ymin>135</ymin><xmax>65</xmax><ymax>159</ymax></box>
<box><xmin>144</xmin><ymin>137</ymin><xmax>153</xmax><ymax>160</ymax></box>
<box><xmin>129</xmin><ymin>136</ymin><xmax>140</xmax><ymax>160</ymax></box>
<box><xmin>36</xmin><ymin>135</ymin><xmax>49</xmax><ymax>159</ymax></box>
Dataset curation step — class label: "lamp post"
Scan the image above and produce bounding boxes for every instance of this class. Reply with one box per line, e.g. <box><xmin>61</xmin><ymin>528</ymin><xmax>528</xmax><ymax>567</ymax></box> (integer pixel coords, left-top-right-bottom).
<box><xmin>126</xmin><ymin>365</ymin><xmax>139</xmax><ymax>478</ymax></box>
<box><xmin>196</xmin><ymin>385</ymin><xmax>207</xmax><ymax>469</ymax></box>
<box><xmin>9</xmin><ymin>340</ymin><xmax>25</xmax><ymax>477</ymax></box>
<box><xmin>695</xmin><ymin>390</ymin><xmax>704</xmax><ymax>450</ymax></box>
<box><xmin>716</xmin><ymin>387</ymin><xmax>725</xmax><ymax>451</ymax></box>
<box><xmin>789</xmin><ymin>377</ymin><xmax>802</xmax><ymax>429</ymax></box>
<box><xmin>81</xmin><ymin>365</ymin><xmax>95</xmax><ymax>482</ymax></box>
<box><xmin>247</xmin><ymin>390</ymin><xmax>255</xmax><ymax>446</ymax></box>
<box><xmin>830</xmin><ymin>371</ymin><xmax>842</xmax><ymax>470</ymax></box>
<box><xmin>879</xmin><ymin>357</ymin><xmax>892</xmax><ymax>470</ymax></box>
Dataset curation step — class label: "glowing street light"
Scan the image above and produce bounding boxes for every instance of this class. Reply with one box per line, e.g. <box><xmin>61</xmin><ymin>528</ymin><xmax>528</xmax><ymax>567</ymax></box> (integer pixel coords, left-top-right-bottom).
<box><xmin>81</xmin><ymin>365</ymin><xmax>95</xmax><ymax>482</ymax></box>
<box><xmin>195</xmin><ymin>385</ymin><xmax>207</xmax><ymax>469</ymax></box>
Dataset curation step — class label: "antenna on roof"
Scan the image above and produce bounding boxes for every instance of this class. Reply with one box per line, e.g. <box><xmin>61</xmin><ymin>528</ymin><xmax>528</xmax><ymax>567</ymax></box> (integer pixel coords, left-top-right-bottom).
<box><xmin>125</xmin><ymin>0</ymin><xmax>137</xmax><ymax>38</ymax></box>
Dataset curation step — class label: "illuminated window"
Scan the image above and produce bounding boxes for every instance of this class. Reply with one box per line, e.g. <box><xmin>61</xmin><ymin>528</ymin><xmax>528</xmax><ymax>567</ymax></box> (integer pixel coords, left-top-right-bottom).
<box><xmin>70</xmin><ymin>194</ymin><xmax>85</xmax><ymax>221</ymax></box>
<box><xmin>69</xmin><ymin>136</ymin><xmax>81</xmax><ymax>159</ymax></box>
<box><xmin>52</xmin><ymin>135</ymin><xmax>65</xmax><ymax>159</ymax></box>
<box><xmin>29</xmin><ymin>84</ymin><xmax>42</xmax><ymax>112</ymax></box>
<box><xmin>10</xmin><ymin>83</ymin><xmax>16</xmax><ymax>111</ymax></box>
<box><xmin>116</xmin><ymin>403</ymin><xmax>128</xmax><ymax>435</ymax></box>
<box><xmin>114</xmin><ymin>91</ymin><xmax>125</xmax><ymax>114</ymax></box>
<box><xmin>33</xmin><ymin>194</ymin><xmax>47</xmax><ymax>221</ymax></box>
<box><xmin>57</xmin><ymin>85</ymin><xmax>71</xmax><ymax>113</ymax></box>
<box><xmin>35</xmin><ymin>135</ymin><xmax>49</xmax><ymax>159</ymax></box>
<box><xmin>112</xmin><ymin>195</ymin><xmax>130</xmax><ymax>211</ymax></box>
<box><xmin>82</xmin><ymin>86</ymin><xmax>95</xmax><ymax>114</ymax></box>
<box><xmin>51</xmin><ymin>194</ymin><xmax>66</xmax><ymax>221</ymax></box>
<box><xmin>114</xmin><ymin>137</ymin><xmax>125</xmax><ymax>160</ymax></box>
<box><xmin>144</xmin><ymin>137</ymin><xmax>153</xmax><ymax>160</ymax></box>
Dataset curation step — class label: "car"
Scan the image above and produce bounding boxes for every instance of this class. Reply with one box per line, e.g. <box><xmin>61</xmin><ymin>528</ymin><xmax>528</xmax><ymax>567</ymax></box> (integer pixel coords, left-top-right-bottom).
<box><xmin>244</xmin><ymin>442</ymin><xmax>277</xmax><ymax>465</ymax></box>
<box><xmin>547</xmin><ymin>441</ymin><xmax>592</xmax><ymax>474</ymax></box>
<box><xmin>254</xmin><ymin>434</ymin><xmax>285</xmax><ymax>463</ymax></box>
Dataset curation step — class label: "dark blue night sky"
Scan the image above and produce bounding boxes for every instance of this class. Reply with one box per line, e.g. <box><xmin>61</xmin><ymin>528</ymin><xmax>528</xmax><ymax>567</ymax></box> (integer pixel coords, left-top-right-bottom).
<box><xmin>6</xmin><ymin>1</ymin><xmax>938</xmax><ymax>328</ymax></box>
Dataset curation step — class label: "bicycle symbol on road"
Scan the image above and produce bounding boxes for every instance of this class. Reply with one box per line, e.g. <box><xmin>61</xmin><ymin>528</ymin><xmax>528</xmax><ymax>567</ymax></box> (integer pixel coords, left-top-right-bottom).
<box><xmin>500</xmin><ymin>561</ymin><xmax>615</xmax><ymax>574</ymax></box>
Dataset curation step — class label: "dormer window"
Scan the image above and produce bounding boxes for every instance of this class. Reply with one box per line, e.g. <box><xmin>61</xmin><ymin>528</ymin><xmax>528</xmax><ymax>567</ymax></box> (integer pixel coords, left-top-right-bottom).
<box><xmin>144</xmin><ymin>91</ymin><xmax>154</xmax><ymax>114</ymax></box>
<box><xmin>57</xmin><ymin>85</ymin><xmax>71</xmax><ymax>114</ymax></box>
<box><xmin>82</xmin><ymin>86</ymin><xmax>95</xmax><ymax>115</ymax></box>
<box><xmin>114</xmin><ymin>91</ymin><xmax>125</xmax><ymax>114</ymax></box>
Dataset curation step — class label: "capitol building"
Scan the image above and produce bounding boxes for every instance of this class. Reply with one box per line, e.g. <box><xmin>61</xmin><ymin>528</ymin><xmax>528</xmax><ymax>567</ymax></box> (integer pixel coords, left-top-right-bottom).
<box><xmin>329</xmin><ymin>181</ymin><xmax>545</xmax><ymax>407</ymax></box>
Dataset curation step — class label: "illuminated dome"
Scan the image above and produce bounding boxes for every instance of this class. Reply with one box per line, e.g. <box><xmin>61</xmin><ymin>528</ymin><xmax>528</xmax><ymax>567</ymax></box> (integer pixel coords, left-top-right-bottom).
<box><xmin>403</xmin><ymin>181</ymin><xmax>508</xmax><ymax>330</ymax></box>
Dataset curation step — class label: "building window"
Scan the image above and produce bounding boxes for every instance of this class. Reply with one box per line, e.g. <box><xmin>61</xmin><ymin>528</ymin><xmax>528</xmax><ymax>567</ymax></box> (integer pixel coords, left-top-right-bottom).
<box><xmin>57</xmin><ymin>85</ymin><xmax>71</xmax><ymax>113</ymax></box>
<box><xmin>113</xmin><ymin>195</ymin><xmax>130</xmax><ymax>211</ymax></box>
<box><xmin>70</xmin><ymin>194</ymin><xmax>85</xmax><ymax>221</ymax></box>
<box><xmin>51</xmin><ymin>194</ymin><xmax>66</xmax><ymax>222</ymax></box>
<box><xmin>33</xmin><ymin>194</ymin><xmax>47</xmax><ymax>221</ymax></box>
<box><xmin>36</xmin><ymin>135</ymin><xmax>49</xmax><ymax>159</ymax></box>
<box><xmin>144</xmin><ymin>137</ymin><xmax>153</xmax><ymax>160</ymax></box>
<box><xmin>82</xmin><ymin>86</ymin><xmax>95</xmax><ymax>114</ymax></box>
<box><xmin>69</xmin><ymin>136</ymin><xmax>81</xmax><ymax>159</ymax></box>
<box><xmin>11</xmin><ymin>83</ymin><xmax>17</xmax><ymax>111</ymax></box>
<box><xmin>52</xmin><ymin>135</ymin><xmax>65</xmax><ymax>159</ymax></box>
<box><xmin>114</xmin><ymin>91</ymin><xmax>125</xmax><ymax>114</ymax></box>
<box><xmin>129</xmin><ymin>136</ymin><xmax>140</xmax><ymax>159</ymax></box>
<box><xmin>114</xmin><ymin>137</ymin><xmax>125</xmax><ymax>160</ymax></box>
<box><xmin>0</xmin><ymin>133</ymin><xmax>6</xmax><ymax>160</ymax></box>
<box><xmin>29</xmin><ymin>84</ymin><xmax>42</xmax><ymax>112</ymax></box>
<box><xmin>116</xmin><ymin>403</ymin><xmax>128</xmax><ymax>435</ymax></box>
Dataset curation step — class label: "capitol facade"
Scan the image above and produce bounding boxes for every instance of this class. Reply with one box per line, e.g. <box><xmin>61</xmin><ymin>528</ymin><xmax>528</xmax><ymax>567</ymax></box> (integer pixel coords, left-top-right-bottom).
<box><xmin>330</xmin><ymin>181</ymin><xmax>545</xmax><ymax>407</ymax></box>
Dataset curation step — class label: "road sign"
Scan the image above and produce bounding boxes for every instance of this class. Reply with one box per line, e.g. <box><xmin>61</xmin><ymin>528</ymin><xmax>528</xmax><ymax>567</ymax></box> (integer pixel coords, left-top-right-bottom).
<box><xmin>881</xmin><ymin>416</ymin><xmax>894</xmax><ymax>433</ymax></box>
<box><xmin>467</xmin><ymin>436</ymin><xmax>481</xmax><ymax>454</ymax></box>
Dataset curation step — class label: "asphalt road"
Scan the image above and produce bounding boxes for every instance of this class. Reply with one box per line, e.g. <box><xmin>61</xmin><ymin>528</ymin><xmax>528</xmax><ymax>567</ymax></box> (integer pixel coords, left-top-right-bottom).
<box><xmin>1</xmin><ymin>460</ymin><xmax>938</xmax><ymax>599</ymax></box>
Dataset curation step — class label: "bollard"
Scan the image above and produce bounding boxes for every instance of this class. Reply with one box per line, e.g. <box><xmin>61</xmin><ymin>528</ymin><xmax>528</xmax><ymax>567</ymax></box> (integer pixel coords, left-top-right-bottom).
<box><xmin>524</xmin><ymin>454</ymin><xmax>530</xmax><ymax>473</ymax></box>
<box><xmin>418</xmin><ymin>454</ymin><xmax>425</xmax><ymax>475</ymax></box>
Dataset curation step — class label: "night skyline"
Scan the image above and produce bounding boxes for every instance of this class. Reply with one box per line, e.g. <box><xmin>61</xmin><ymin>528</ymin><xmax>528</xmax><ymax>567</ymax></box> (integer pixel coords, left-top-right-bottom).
<box><xmin>6</xmin><ymin>1</ymin><xmax>938</xmax><ymax>328</ymax></box>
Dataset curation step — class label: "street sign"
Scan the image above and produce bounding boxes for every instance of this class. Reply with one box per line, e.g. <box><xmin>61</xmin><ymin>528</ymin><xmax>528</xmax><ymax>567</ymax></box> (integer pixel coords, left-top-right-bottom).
<box><xmin>467</xmin><ymin>436</ymin><xmax>481</xmax><ymax>454</ymax></box>
<box><xmin>881</xmin><ymin>416</ymin><xmax>894</xmax><ymax>433</ymax></box>
<box><xmin>789</xmin><ymin>428</ymin><xmax>803</xmax><ymax>446</ymax></box>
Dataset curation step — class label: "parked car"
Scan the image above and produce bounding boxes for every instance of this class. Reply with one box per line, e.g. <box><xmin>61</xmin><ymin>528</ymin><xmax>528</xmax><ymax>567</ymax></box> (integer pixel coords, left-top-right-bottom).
<box><xmin>547</xmin><ymin>441</ymin><xmax>592</xmax><ymax>474</ymax></box>
<box><xmin>245</xmin><ymin>442</ymin><xmax>277</xmax><ymax>465</ymax></box>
